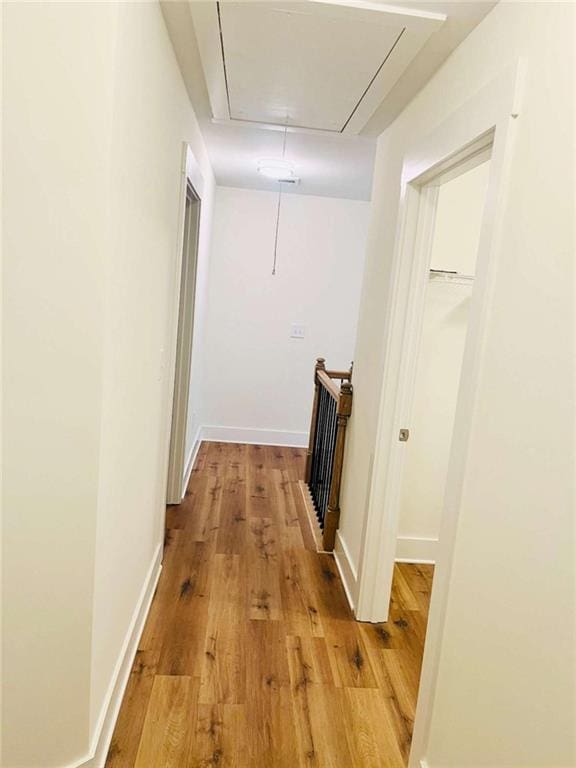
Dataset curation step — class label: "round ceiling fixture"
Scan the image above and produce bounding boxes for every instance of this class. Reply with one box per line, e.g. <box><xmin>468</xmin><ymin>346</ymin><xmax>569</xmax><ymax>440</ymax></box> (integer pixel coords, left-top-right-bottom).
<box><xmin>257</xmin><ymin>158</ymin><xmax>299</xmax><ymax>184</ymax></box>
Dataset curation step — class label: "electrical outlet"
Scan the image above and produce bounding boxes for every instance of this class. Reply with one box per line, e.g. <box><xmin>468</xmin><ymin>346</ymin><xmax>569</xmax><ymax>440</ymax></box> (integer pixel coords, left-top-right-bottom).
<box><xmin>290</xmin><ymin>324</ymin><xmax>306</xmax><ymax>340</ymax></box>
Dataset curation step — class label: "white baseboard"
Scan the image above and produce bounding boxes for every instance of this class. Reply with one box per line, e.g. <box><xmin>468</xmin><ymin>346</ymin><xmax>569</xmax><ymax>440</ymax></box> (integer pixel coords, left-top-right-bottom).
<box><xmin>67</xmin><ymin>544</ymin><xmax>163</xmax><ymax>768</ymax></box>
<box><xmin>395</xmin><ymin>535</ymin><xmax>438</xmax><ymax>564</ymax></box>
<box><xmin>333</xmin><ymin>530</ymin><xmax>358</xmax><ymax>612</ymax></box>
<box><xmin>201</xmin><ymin>425</ymin><xmax>308</xmax><ymax>448</ymax></box>
<box><xmin>180</xmin><ymin>428</ymin><xmax>202</xmax><ymax>499</ymax></box>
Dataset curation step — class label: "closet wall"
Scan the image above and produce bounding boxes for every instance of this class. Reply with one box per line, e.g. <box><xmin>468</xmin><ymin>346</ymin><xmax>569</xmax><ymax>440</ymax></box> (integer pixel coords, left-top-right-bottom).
<box><xmin>396</xmin><ymin>162</ymin><xmax>490</xmax><ymax>562</ymax></box>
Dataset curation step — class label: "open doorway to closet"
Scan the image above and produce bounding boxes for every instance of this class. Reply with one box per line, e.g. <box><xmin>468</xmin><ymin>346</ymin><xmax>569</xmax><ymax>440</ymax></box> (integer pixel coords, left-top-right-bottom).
<box><xmin>396</xmin><ymin>160</ymin><xmax>490</xmax><ymax>564</ymax></box>
<box><xmin>356</xmin><ymin>124</ymin><xmax>499</xmax><ymax>629</ymax></box>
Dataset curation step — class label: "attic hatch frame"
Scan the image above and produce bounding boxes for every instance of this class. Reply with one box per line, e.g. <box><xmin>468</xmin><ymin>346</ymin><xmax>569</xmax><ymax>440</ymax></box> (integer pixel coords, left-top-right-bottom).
<box><xmin>208</xmin><ymin>0</ymin><xmax>446</xmax><ymax>135</ymax></box>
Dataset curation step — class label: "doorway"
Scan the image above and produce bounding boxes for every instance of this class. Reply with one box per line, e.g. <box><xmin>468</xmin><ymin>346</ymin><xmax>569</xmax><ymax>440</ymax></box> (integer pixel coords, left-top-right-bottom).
<box><xmin>355</xmin><ymin>129</ymin><xmax>499</xmax><ymax>627</ymax></box>
<box><xmin>166</xmin><ymin>178</ymin><xmax>201</xmax><ymax>504</ymax></box>
<box><xmin>349</xmin><ymin>64</ymin><xmax>522</xmax><ymax>767</ymax></box>
<box><xmin>396</xmin><ymin>160</ymin><xmax>490</xmax><ymax>565</ymax></box>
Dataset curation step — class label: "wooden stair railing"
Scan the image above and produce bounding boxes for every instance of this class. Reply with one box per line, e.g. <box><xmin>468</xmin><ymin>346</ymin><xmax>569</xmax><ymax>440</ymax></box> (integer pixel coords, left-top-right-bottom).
<box><xmin>305</xmin><ymin>357</ymin><xmax>353</xmax><ymax>550</ymax></box>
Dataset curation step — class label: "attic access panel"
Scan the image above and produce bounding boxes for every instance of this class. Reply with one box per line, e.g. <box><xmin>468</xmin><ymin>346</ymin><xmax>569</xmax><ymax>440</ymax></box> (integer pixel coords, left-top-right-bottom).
<box><xmin>191</xmin><ymin>1</ymin><xmax>445</xmax><ymax>135</ymax></box>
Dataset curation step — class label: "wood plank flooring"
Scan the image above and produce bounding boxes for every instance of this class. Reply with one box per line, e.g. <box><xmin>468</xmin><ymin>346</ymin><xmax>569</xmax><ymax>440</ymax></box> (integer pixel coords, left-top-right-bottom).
<box><xmin>106</xmin><ymin>442</ymin><xmax>433</xmax><ymax>768</ymax></box>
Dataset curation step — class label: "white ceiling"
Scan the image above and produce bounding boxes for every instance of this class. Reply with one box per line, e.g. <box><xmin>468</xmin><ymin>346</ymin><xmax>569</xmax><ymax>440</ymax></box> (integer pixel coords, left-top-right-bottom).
<box><xmin>191</xmin><ymin>1</ymin><xmax>444</xmax><ymax>134</ymax></box>
<box><xmin>206</xmin><ymin>121</ymin><xmax>377</xmax><ymax>199</ymax></box>
<box><xmin>161</xmin><ymin>1</ymin><xmax>496</xmax><ymax>201</ymax></box>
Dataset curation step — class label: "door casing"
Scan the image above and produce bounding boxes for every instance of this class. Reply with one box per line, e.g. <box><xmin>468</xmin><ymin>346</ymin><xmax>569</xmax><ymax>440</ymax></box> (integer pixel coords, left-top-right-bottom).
<box><xmin>165</xmin><ymin>144</ymin><xmax>205</xmax><ymax>505</ymax></box>
<box><xmin>347</xmin><ymin>61</ymin><xmax>526</xmax><ymax>766</ymax></box>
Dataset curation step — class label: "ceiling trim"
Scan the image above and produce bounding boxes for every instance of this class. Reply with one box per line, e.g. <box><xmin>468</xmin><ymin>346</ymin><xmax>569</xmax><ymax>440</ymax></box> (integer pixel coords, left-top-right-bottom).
<box><xmin>340</xmin><ymin>26</ymin><xmax>405</xmax><ymax>132</ymax></box>
<box><xmin>217</xmin><ymin>3</ymin><xmax>410</xmax><ymax>135</ymax></box>
<box><xmin>308</xmin><ymin>0</ymin><xmax>446</xmax><ymax>23</ymax></box>
<box><xmin>216</xmin><ymin>2</ymin><xmax>232</xmax><ymax>118</ymax></box>
<box><xmin>162</xmin><ymin>0</ymin><xmax>496</xmax><ymax>201</ymax></box>
<box><xmin>192</xmin><ymin>0</ymin><xmax>445</xmax><ymax>136</ymax></box>
<box><xmin>212</xmin><ymin>116</ymin><xmax>342</xmax><ymax>136</ymax></box>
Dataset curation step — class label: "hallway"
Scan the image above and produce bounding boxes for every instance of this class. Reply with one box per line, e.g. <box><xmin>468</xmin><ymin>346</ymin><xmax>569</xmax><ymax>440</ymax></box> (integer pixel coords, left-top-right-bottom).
<box><xmin>106</xmin><ymin>442</ymin><xmax>433</xmax><ymax>767</ymax></box>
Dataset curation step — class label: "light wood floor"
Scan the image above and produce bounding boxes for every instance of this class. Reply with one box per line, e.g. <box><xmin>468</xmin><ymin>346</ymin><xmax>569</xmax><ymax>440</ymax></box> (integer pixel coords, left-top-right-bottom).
<box><xmin>106</xmin><ymin>442</ymin><xmax>433</xmax><ymax>768</ymax></box>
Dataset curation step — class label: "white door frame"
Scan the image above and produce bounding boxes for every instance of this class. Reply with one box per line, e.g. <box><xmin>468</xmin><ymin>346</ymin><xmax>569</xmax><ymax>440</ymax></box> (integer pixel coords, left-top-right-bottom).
<box><xmin>354</xmin><ymin>62</ymin><xmax>526</xmax><ymax>634</ymax></box>
<box><xmin>165</xmin><ymin>143</ymin><xmax>205</xmax><ymax>504</ymax></box>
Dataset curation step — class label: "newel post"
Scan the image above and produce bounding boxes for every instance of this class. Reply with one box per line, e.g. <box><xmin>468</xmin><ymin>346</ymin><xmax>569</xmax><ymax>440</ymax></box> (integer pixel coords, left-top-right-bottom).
<box><xmin>322</xmin><ymin>380</ymin><xmax>353</xmax><ymax>551</ymax></box>
<box><xmin>305</xmin><ymin>357</ymin><xmax>326</xmax><ymax>483</ymax></box>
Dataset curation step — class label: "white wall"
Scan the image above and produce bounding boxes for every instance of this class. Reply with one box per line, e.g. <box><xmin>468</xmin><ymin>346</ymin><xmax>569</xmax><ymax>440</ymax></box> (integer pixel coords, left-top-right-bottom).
<box><xmin>429</xmin><ymin>161</ymin><xmax>490</xmax><ymax>275</ymax></box>
<box><xmin>92</xmin><ymin>0</ymin><xmax>215</xmax><ymax>747</ymax></box>
<box><xmin>397</xmin><ymin>163</ymin><xmax>489</xmax><ymax>561</ymax></box>
<box><xmin>397</xmin><ymin>279</ymin><xmax>472</xmax><ymax>560</ymax></box>
<box><xmin>202</xmin><ymin>186</ymin><xmax>369</xmax><ymax>444</ymax></box>
<box><xmin>0</xmin><ymin>6</ymin><xmax>4</xmax><ymax>761</ymax></box>
<box><xmin>339</xmin><ymin>1</ymin><xmax>575</xmax><ymax>765</ymax></box>
<box><xmin>3</xmin><ymin>4</ymin><xmax>115</xmax><ymax>764</ymax></box>
<box><xmin>1</xmin><ymin>3</ymin><xmax>215</xmax><ymax>766</ymax></box>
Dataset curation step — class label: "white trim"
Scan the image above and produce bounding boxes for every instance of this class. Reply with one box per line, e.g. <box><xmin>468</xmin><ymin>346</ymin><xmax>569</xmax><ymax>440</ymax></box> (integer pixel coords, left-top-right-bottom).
<box><xmin>355</xmin><ymin>178</ymin><xmax>440</xmax><ymax>623</ymax></box>
<box><xmin>211</xmin><ymin>116</ymin><xmax>338</xmax><ymax>138</ymax></box>
<box><xmin>420</xmin><ymin>760</ymin><xmax>430</xmax><ymax>768</ymax></box>
<box><xmin>165</xmin><ymin>143</ymin><xmax>203</xmax><ymax>505</ymax></box>
<box><xmin>185</xmin><ymin>142</ymin><xmax>205</xmax><ymax>199</ymax></box>
<box><xmin>310</xmin><ymin>1</ymin><xmax>446</xmax><ymax>22</ymax></box>
<box><xmin>192</xmin><ymin>0</ymin><xmax>443</xmax><ymax>136</ymax></box>
<box><xmin>333</xmin><ymin>530</ymin><xmax>358</xmax><ymax>612</ymax></box>
<box><xmin>356</xmin><ymin>63</ymin><xmax>523</xmax><ymax>628</ymax></box>
<box><xmin>180</xmin><ymin>426</ymin><xmax>203</xmax><ymax>499</ymax></box>
<box><xmin>404</xmin><ymin>66</ymin><xmax>525</xmax><ymax>768</ymax></box>
<box><xmin>201</xmin><ymin>425</ymin><xmax>308</xmax><ymax>448</ymax></box>
<box><xmin>395</xmin><ymin>535</ymin><xmax>438</xmax><ymax>564</ymax></box>
<box><xmin>66</xmin><ymin>545</ymin><xmax>162</xmax><ymax>768</ymax></box>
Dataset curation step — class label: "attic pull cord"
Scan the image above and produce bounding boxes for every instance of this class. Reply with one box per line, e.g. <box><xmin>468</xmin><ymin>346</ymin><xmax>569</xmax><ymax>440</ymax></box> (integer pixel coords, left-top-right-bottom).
<box><xmin>271</xmin><ymin>190</ymin><xmax>282</xmax><ymax>276</ymax></box>
<box><xmin>272</xmin><ymin>119</ymin><xmax>289</xmax><ymax>276</ymax></box>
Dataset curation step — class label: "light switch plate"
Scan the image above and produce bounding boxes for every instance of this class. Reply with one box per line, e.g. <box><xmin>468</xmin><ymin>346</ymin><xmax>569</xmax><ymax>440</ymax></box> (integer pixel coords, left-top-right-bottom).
<box><xmin>290</xmin><ymin>324</ymin><xmax>306</xmax><ymax>340</ymax></box>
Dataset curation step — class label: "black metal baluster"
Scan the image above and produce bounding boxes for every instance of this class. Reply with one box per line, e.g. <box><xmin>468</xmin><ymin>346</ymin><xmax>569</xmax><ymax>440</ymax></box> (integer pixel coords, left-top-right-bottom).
<box><xmin>317</xmin><ymin>392</ymin><xmax>325</xmax><ymax>525</ymax></box>
<box><xmin>323</xmin><ymin>393</ymin><xmax>332</xmax><ymax>525</ymax></box>
<box><xmin>320</xmin><ymin>389</ymin><xmax>331</xmax><ymax>525</ymax></box>
<box><xmin>309</xmin><ymin>379</ymin><xmax>347</xmax><ymax>531</ymax></box>
<box><xmin>318</xmin><ymin>407</ymin><xmax>325</xmax><ymax>523</ymax></box>
<box><xmin>305</xmin><ymin>361</ymin><xmax>353</xmax><ymax>550</ymax></box>
<box><xmin>323</xmin><ymin>396</ymin><xmax>337</xmax><ymax>523</ymax></box>
<box><xmin>323</xmin><ymin>394</ymin><xmax>335</xmax><ymax>527</ymax></box>
<box><xmin>319</xmin><ymin>396</ymin><xmax>329</xmax><ymax>523</ymax></box>
<box><xmin>311</xmin><ymin>386</ymin><xmax>326</xmax><ymax>515</ymax></box>
<box><xmin>310</xmin><ymin>387</ymin><xmax>320</xmax><ymax>500</ymax></box>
